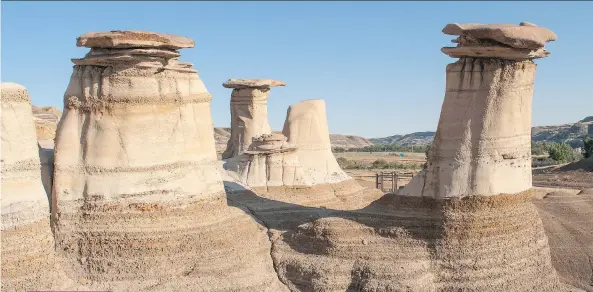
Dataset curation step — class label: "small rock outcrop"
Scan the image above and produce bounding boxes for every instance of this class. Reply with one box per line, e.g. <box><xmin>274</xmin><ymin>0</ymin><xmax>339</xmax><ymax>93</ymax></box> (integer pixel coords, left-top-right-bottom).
<box><xmin>1</xmin><ymin>83</ymin><xmax>68</xmax><ymax>291</ymax></box>
<box><xmin>221</xmin><ymin>78</ymin><xmax>285</xmax><ymax>159</ymax></box>
<box><xmin>52</xmin><ymin>31</ymin><xmax>286</xmax><ymax>291</ymax></box>
<box><xmin>225</xmin><ymin>133</ymin><xmax>311</xmax><ymax>188</ymax></box>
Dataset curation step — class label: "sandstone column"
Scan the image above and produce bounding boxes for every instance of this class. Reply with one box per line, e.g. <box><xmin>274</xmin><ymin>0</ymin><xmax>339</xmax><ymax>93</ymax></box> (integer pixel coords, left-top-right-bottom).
<box><xmin>402</xmin><ymin>22</ymin><xmax>558</xmax><ymax>199</ymax></box>
<box><xmin>282</xmin><ymin>99</ymin><xmax>351</xmax><ymax>184</ymax></box>
<box><xmin>221</xmin><ymin>78</ymin><xmax>285</xmax><ymax>159</ymax></box>
<box><xmin>52</xmin><ymin>31</ymin><xmax>286</xmax><ymax>291</ymax></box>
<box><xmin>1</xmin><ymin>83</ymin><xmax>67</xmax><ymax>291</ymax></box>
<box><xmin>424</xmin><ymin>22</ymin><xmax>563</xmax><ymax>291</ymax></box>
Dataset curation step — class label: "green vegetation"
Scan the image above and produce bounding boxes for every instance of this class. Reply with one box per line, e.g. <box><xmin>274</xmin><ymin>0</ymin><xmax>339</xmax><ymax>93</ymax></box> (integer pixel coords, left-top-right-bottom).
<box><xmin>548</xmin><ymin>142</ymin><xmax>582</xmax><ymax>163</ymax></box>
<box><xmin>583</xmin><ymin>137</ymin><xmax>593</xmax><ymax>158</ymax></box>
<box><xmin>336</xmin><ymin>157</ymin><xmax>423</xmax><ymax>170</ymax></box>
<box><xmin>531</xmin><ymin>141</ymin><xmax>552</xmax><ymax>156</ymax></box>
<box><xmin>332</xmin><ymin>144</ymin><xmax>430</xmax><ymax>154</ymax></box>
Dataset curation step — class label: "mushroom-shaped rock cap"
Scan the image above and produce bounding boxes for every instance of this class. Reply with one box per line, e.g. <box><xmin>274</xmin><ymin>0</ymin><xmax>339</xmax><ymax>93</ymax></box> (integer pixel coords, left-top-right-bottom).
<box><xmin>77</xmin><ymin>30</ymin><xmax>195</xmax><ymax>49</ymax></box>
<box><xmin>223</xmin><ymin>79</ymin><xmax>286</xmax><ymax>89</ymax></box>
<box><xmin>443</xmin><ymin>22</ymin><xmax>556</xmax><ymax>49</ymax></box>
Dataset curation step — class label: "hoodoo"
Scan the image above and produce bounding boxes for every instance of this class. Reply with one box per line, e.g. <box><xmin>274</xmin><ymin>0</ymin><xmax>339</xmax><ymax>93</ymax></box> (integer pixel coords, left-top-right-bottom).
<box><xmin>1</xmin><ymin>83</ymin><xmax>67</xmax><ymax>290</ymax></box>
<box><xmin>268</xmin><ymin>23</ymin><xmax>568</xmax><ymax>291</ymax></box>
<box><xmin>399</xmin><ymin>22</ymin><xmax>563</xmax><ymax>291</ymax></box>
<box><xmin>406</xmin><ymin>22</ymin><xmax>558</xmax><ymax>198</ymax></box>
<box><xmin>221</xmin><ymin>78</ymin><xmax>285</xmax><ymax>159</ymax></box>
<box><xmin>52</xmin><ymin>31</ymin><xmax>286</xmax><ymax>291</ymax></box>
<box><xmin>282</xmin><ymin>99</ymin><xmax>351</xmax><ymax>185</ymax></box>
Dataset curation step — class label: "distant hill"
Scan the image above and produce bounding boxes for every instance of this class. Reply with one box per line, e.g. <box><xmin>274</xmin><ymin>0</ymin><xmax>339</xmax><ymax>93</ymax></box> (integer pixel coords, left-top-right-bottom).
<box><xmin>370</xmin><ymin>116</ymin><xmax>593</xmax><ymax>148</ymax></box>
<box><xmin>532</xmin><ymin>116</ymin><xmax>593</xmax><ymax>147</ymax></box>
<box><xmin>369</xmin><ymin>131</ymin><xmax>435</xmax><ymax>146</ymax></box>
<box><xmin>212</xmin><ymin>128</ymin><xmax>373</xmax><ymax>152</ymax></box>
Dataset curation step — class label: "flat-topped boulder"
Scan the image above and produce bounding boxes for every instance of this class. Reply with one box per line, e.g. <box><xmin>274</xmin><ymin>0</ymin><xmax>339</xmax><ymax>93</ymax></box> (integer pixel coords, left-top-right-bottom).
<box><xmin>442</xmin><ymin>22</ymin><xmax>557</xmax><ymax>60</ymax></box>
<box><xmin>223</xmin><ymin>78</ymin><xmax>286</xmax><ymax>89</ymax></box>
<box><xmin>76</xmin><ymin>30</ymin><xmax>194</xmax><ymax>49</ymax></box>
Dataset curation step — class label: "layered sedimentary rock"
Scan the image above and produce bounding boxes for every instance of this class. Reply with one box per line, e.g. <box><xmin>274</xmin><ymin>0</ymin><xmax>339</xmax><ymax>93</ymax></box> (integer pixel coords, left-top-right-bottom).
<box><xmin>1</xmin><ymin>83</ymin><xmax>67</xmax><ymax>291</ymax></box>
<box><xmin>261</xmin><ymin>23</ymin><xmax>568</xmax><ymax>291</ymax></box>
<box><xmin>225</xmin><ymin>133</ymin><xmax>311</xmax><ymax>188</ymax></box>
<box><xmin>52</xmin><ymin>31</ymin><xmax>286</xmax><ymax>291</ymax></box>
<box><xmin>221</xmin><ymin>78</ymin><xmax>285</xmax><ymax>159</ymax></box>
<box><xmin>404</xmin><ymin>22</ymin><xmax>557</xmax><ymax>199</ymax></box>
<box><xmin>282</xmin><ymin>99</ymin><xmax>351</xmax><ymax>185</ymax></box>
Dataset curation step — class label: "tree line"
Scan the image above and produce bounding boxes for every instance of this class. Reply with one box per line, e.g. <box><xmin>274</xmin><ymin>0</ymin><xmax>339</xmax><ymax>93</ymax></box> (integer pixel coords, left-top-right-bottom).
<box><xmin>334</xmin><ymin>137</ymin><xmax>593</xmax><ymax>165</ymax></box>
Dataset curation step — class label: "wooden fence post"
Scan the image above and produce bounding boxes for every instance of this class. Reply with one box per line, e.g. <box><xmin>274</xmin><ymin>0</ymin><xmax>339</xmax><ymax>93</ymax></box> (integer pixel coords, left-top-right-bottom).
<box><xmin>375</xmin><ymin>173</ymin><xmax>379</xmax><ymax>190</ymax></box>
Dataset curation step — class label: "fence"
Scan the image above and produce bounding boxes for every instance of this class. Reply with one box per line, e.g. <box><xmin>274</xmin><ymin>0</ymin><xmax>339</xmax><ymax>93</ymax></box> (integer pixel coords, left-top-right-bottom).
<box><xmin>350</xmin><ymin>171</ymin><xmax>417</xmax><ymax>193</ymax></box>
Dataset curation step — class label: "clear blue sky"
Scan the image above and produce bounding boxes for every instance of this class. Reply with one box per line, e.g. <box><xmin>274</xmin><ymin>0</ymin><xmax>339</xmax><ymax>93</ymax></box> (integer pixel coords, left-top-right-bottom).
<box><xmin>2</xmin><ymin>1</ymin><xmax>592</xmax><ymax>138</ymax></box>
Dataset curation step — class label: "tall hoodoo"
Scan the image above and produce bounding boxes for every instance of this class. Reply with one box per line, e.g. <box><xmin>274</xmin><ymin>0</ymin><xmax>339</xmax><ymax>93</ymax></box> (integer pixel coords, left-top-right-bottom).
<box><xmin>417</xmin><ymin>22</ymin><xmax>563</xmax><ymax>291</ymax></box>
<box><xmin>267</xmin><ymin>23</ymin><xmax>568</xmax><ymax>291</ymax></box>
<box><xmin>221</xmin><ymin>78</ymin><xmax>285</xmax><ymax>159</ymax></box>
<box><xmin>1</xmin><ymin>83</ymin><xmax>66</xmax><ymax>290</ymax></box>
<box><xmin>404</xmin><ymin>22</ymin><xmax>557</xmax><ymax>199</ymax></box>
<box><xmin>52</xmin><ymin>31</ymin><xmax>286</xmax><ymax>290</ymax></box>
<box><xmin>282</xmin><ymin>99</ymin><xmax>351</xmax><ymax>184</ymax></box>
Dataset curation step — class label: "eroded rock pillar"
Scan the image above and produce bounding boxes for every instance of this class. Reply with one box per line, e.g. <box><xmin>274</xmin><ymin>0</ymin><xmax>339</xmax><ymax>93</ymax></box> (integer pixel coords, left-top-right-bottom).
<box><xmin>52</xmin><ymin>31</ymin><xmax>285</xmax><ymax>290</ymax></box>
<box><xmin>282</xmin><ymin>99</ymin><xmax>351</xmax><ymax>184</ymax></box>
<box><xmin>1</xmin><ymin>83</ymin><xmax>67</xmax><ymax>291</ymax></box>
<box><xmin>422</xmin><ymin>22</ymin><xmax>563</xmax><ymax>291</ymax></box>
<box><xmin>404</xmin><ymin>22</ymin><xmax>558</xmax><ymax>199</ymax></box>
<box><xmin>221</xmin><ymin>78</ymin><xmax>285</xmax><ymax>159</ymax></box>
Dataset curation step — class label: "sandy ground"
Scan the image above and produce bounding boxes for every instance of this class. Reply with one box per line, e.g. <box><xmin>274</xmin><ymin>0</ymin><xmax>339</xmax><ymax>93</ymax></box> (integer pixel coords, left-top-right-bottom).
<box><xmin>340</xmin><ymin>153</ymin><xmax>592</xmax><ymax>192</ymax></box>
<box><xmin>532</xmin><ymin>158</ymin><xmax>593</xmax><ymax>189</ymax></box>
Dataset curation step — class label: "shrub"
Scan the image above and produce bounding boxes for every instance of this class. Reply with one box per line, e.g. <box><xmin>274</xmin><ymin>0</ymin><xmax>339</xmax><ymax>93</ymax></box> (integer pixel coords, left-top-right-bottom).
<box><xmin>583</xmin><ymin>137</ymin><xmax>593</xmax><ymax>159</ymax></box>
<box><xmin>548</xmin><ymin>142</ymin><xmax>579</xmax><ymax>163</ymax></box>
<box><xmin>371</xmin><ymin>159</ymin><xmax>389</xmax><ymax>169</ymax></box>
<box><xmin>332</xmin><ymin>147</ymin><xmax>346</xmax><ymax>153</ymax></box>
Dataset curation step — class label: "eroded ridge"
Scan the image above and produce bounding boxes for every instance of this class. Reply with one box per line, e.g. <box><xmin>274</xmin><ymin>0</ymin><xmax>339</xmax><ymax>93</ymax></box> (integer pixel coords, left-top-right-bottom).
<box><xmin>1</xmin><ymin>83</ymin><xmax>68</xmax><ymax>291</ymax></box>
<box><xmin>52</xmin><ymin>31</ymin><xmax>287</xmax><ymax>291</ymax></box>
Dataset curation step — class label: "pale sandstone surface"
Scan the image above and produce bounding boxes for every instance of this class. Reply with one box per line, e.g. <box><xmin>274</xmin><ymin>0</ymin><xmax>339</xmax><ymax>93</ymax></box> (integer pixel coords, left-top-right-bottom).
<box><xmin>421</xmin><ymin>58</ymin><xmax>535</xmax><ymax>198</ymax></box>
<box><xmin>1</xmin><ymin>83</ymin><xmax>70</xmax><ymax>291</ymax></box>
<box><xmin>221</xmin><ymin>79</ymin><xmax>284</xmax><ymax>159</ymax></box>
<box><xmin>52</xmin><ymin>31</ymin><xmax>286</xmax><ymax>291</ymax></box>
<box><xmin>282</xmin><ymin>99</ymin><xmax>352</xmax><ymax>185</ymax></box>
